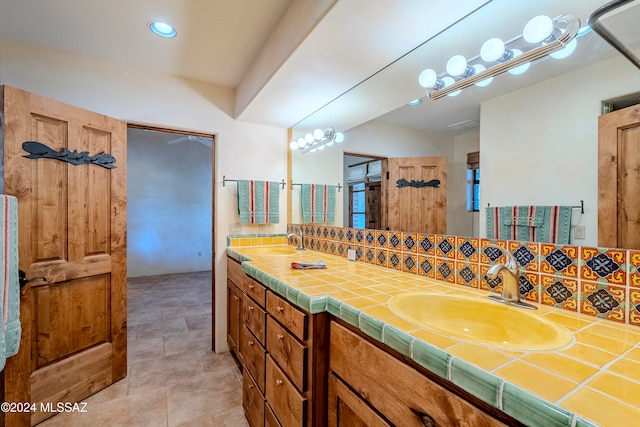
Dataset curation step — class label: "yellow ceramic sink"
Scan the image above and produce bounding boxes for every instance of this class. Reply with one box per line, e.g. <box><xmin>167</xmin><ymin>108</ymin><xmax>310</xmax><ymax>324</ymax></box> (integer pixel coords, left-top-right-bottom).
<box><xmin>389</xmin><ymin>292</ymin><xmax>573</xmax><ymax>351</ymax></box>
<box><xmin>241</xmin><ymin>246</ymin><xmax>299</xmax><ymax>256</ymax></box>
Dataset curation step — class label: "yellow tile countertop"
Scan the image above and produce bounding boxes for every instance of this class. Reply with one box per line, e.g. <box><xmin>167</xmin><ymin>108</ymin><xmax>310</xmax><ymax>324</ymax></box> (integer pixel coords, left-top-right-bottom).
<box><xmin>227</xmin><ymin>245</ymin><xmax>640</xmax><ymax>427</ymax></box>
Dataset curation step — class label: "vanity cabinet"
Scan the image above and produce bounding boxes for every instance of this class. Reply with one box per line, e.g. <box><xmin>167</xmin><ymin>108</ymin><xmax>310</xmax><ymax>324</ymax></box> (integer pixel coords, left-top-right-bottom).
<box><xmin>226</xmin><ymin>256</ymin><xmax>328</xmax><ymax>427</ymax></box>
<box><xmin>329</xmin><ymin>321</ymin><xmax>511</xmax><ymax>427</ymax></box>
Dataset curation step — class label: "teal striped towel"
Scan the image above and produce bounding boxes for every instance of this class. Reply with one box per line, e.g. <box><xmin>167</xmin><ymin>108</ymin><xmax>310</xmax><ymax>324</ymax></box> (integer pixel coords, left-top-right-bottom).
<box><xmin>301</xmin><ymin>184</ymin><xmax>336</xmax><ymax>224</ymax></box>
<box><xmin>486</xmin><ymin>205</ymin><xmax>572</xmax><ymax>244</ymax></box>
<box><xmin>237</xmin><ymin>180</ymin><xmax>280</xmax><ymax>224</ymax></box>
<box><xmin>1</xmin><ymin>195</ymin><xmax>20</xmax><ymax>371</ymax></box>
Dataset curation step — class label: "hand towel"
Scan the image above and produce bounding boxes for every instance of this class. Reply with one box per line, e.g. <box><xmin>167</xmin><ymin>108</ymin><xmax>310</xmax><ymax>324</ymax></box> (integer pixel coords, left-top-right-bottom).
<box><xmin>301</xmin><ymin>184</ymin><xmax>336</xmax><ymax>224</ymax></box>
<box><xmin>486</xmin><ymin>205</ymin><xmax>572</xmax><ymax>244</ymax></box>
<box><xmin>237</xmin><ymin>180</ymin><xmax>280</xmax><ymax>224</ymax></box>
<box><xmin>0</xmin><ymin>195</ymin><xmax>20</xmax><ymax>371</ymax></box>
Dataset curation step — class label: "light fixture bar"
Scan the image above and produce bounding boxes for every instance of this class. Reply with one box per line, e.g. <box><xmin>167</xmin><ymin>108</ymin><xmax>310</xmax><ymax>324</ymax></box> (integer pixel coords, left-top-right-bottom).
<box><xmin>292</xmin><ymin>127</ymin><xmax>345</xmax><ymax>154</ymax></box>
<box><xmin>428</xmin><ymin>14</ymin><xmax>580</xmax><ymax>100</ymax></box>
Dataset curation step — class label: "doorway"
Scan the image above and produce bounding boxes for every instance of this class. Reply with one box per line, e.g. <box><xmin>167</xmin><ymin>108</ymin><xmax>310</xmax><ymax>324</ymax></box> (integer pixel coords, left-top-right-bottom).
<box><xmin>126</xmin><ymin>126</ymin><xmax>213</xmax><ymax>276</ymax></box>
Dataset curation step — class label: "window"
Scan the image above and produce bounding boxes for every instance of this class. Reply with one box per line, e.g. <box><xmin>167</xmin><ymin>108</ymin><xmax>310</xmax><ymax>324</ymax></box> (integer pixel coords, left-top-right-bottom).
<box><xmin>466</xmin><ymin>151</ymin><xmax>480</xmax><ymax>212</ymax></box>
<box><xmin>350</xmin><ymin>182</ymin><xmax>366</xmax><ymax>228</ymax></box>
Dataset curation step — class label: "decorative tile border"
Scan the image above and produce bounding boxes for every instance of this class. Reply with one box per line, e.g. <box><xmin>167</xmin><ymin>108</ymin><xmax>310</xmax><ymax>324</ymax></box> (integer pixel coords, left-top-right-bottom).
<box><xmin>288</xmin><ymin>224</ymin><xmax>640</xmax><ymax>330</ymax></box>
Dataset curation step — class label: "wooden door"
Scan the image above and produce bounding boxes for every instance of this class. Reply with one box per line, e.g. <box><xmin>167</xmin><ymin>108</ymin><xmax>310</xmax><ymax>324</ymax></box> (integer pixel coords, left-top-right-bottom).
<box><xmin>1</xmin><ymin>86</ymin><xmax>127</xmax><ymax>426</ymax></box>
<box><xmin>599</xmin><ymin>104</ymin><xmax>640</xmax><ymax>249</ymax></box>
<box><xmin>365</xmin><ymin>182</ymin><xmax>381</xmax><ymax>230</ymax></box>
<box><xmin>385</xmin><ymin>156</ymin><xmax>446</xmax><ymax>233</ymax></box>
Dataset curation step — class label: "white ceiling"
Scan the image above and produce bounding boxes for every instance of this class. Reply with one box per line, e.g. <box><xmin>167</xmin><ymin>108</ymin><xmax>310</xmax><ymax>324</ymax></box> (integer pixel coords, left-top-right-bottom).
<box><xmin>0</xmin><ymin>0</ymin><xmax>638</xmax><ymax>135</ymax></box>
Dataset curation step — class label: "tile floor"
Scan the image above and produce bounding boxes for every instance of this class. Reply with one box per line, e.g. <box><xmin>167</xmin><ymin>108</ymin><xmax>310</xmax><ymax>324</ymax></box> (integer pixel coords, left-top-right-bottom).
<box><xmin>40</xmin><ymin>271</ymin><xmax>248</xmax><ymax>427</ymax></box>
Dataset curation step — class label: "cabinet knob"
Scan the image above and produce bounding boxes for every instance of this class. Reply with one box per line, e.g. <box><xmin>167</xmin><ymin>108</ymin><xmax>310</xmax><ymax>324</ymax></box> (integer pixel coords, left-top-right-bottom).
<box><xmin>276</xmin><ymin>379</ymin><xmax>283</xmax><ymax>386</ymax></box>
<box><xmin>248</xmin><ymin>340</ymin><xmax>254</xmax><ymax>346</ymax></box>
<box><xmin>233</xmin><ymin>295</ymin><xmax>239</xmax><ymax>301</ymax></box>
<box><xmin>248</xmin><ymin>384</ymin><xmax>254</xmax><ymax>389</ymax></box>
<box><xmin>276</xmin><ymin>306</ymin><xmax>284</xmax><ymax>313</ymax></box>
<box><xmin>411</xmin><ymin>408</ymin><xmax>437</xmax><ymax>427</ymax></box>
<box><xmin>248</xmin><ymin>306</ymin><xmax>254</xmax><ymax>311</ymax></box>
<box><xmin>248</xmin><ymin>284</ymin><xmax>254</xmax><ymax>289</ymax></box>
<box><xmin>277</xmin><ymin>334</ymin><xmax>284</xmax><ymax>340</ymax></box>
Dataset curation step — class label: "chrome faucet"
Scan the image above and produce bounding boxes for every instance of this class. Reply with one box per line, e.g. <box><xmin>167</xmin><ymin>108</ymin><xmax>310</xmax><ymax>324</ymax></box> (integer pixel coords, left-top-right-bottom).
<box><xmin>485</xmin><ymin>244</ymin><xmax>536</xmax><ymax>310</ymax></box>
<box><xmin>287</xmin><ymin>226</ymin><xmax>305</xmax><ymax>251</ymax></box>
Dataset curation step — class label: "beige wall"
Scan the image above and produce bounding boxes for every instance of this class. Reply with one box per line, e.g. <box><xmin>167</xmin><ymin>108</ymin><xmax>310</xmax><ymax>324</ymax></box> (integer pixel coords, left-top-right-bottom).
<box><xmin>0</xmin><ymin>37</ymin><xmax>288</xmax><ymax>352</ymax></box>
<box><xmin>480</xmin><ymin>53</ymin><xmax>640</xmax><ymax>246</ymax></box>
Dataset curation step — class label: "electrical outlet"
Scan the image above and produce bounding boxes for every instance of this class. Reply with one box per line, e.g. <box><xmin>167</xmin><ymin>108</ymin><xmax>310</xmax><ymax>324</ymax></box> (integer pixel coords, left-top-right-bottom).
<box><xmin>347</xmin><ymin>249</ymin><xmax>357</xmax><ymax>261</ymax></box>
<box><xmin>573</xmin><ymin>225</ymin><xmax>586</xmax><ymax>240</ymax></box>
<box><xmin>229</xmin><ymin>223</ymin><xmax>242</xmax><ymax>233</ymax></box>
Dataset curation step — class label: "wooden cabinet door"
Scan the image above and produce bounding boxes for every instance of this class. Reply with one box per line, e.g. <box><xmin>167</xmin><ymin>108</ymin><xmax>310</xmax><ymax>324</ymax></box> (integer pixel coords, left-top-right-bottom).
<box><xmin>227</xmin><ymin>279</ymin><xmax>242</xmax><ymax>355</ymax></box>
<box><xmin>328</xmin><ymin>373</ymin><xmax>390</xmax><ymax>427</ymax></box>
<box><xmin>385</xmin><ymin>156</ymin><xmax>446</xmax><ymax>233</ymax></box>
<box><xmin>1</xmin><ymin>86</ymin><xmax>127</xmax><ymax>426</ymax></box>
<box><xmin>598</xmin><ymin>104</ymin><xmax>640</xmax><ymax>248</ymax></box>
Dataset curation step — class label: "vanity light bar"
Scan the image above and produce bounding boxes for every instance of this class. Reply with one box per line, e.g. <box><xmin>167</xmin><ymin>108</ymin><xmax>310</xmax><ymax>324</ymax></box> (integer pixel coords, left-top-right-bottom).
<box><xmin>426</xmin><ymin>14</ymin><xmax>580</xmax><ymax>100</ymax></box>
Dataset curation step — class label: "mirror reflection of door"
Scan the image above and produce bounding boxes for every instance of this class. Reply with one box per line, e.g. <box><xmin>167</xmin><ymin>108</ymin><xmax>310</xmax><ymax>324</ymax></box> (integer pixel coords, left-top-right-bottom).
<box><xmin>386</xmin><ymin>156</ymin><xmax>447</xmax><ymax>234</ymax></box>
<box><xmin>599</xmin><ymin>102</ymin><xmax>640</xmax><ymax>249</ymax></box>
<box><xmin>346</xmin><ymin>156</ymin><xmax>384</xmax><ymax>229</ymax></box>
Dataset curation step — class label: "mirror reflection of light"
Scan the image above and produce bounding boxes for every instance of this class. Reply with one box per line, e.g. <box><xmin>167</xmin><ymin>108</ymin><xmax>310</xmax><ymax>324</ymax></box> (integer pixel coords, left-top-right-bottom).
<box><xmin>442</xmin><ymin>76</ymin><xmax>461</xmax><ymax>97</ymax></box>
<box><xmin>550</xmin><ymin>38</ymin><xmax>578</xmax><ymax>59</ymax></box>
<box><xmin>508</xmin><ymin>49</ymin><xmax>531</xmax><ymax>75</ymax></box>
<box><xmin>473</xmin><ymin>64</ymin><xmax>493</xmax><ymax>87</ymax></box>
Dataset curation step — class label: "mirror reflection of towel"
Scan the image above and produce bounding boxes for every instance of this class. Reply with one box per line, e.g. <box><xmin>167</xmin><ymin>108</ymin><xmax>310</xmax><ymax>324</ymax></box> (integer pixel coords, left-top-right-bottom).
<box><xmin>301</xmin><ymin>184</ymin><xmax>336</xmax><ymax>224</ymax></box>
<box><xmin>486</xmin><ymin>205</ymin><xmax>572</xmax><ymax>244</ymax></box>
<box><xmin>237</xmin><ymin>180</ymin><xmax>280</xmax><ymax>224</ymax></box>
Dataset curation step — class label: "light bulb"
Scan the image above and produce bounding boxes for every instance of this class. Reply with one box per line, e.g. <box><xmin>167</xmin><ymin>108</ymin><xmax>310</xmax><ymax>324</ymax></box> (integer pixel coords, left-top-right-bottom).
<box><xmin>550</xmin><ymin>38</ymin><xmax>577</xmax><ymax>59</ymax></box>
<box><xmin>442</xmin><ymin>76</ymin><xmax>461</xmax><ymax>97</ymax></box>
<box><xmin>480</xmin><ymin>38</ymin><xmax>509</xmax><ymax>62</ymax></box>
<box><xmin>313</xmin><ymin>128</ymin><xmax>324</xmax><ymax>140</ymax></box>
<box><xmin>334</xmin><ymin>132</ymin><xmax>344</xmax><ymax>143</ymax></box>
<box><xmin>523</xmin><ymin>15</ymin><xmax>555</xmax><ymax>44</ymax></box>
<box><xmin>418</xmin><ymin>69</ymin><xmax>439</xmax><ymax>89</ymax></box>
<box><xmin>446</xmin><ymin>55</ymin><xmax>469</xmax><ymax>77</ymax></box>
<box><xmin>507</xmin><ymin>49</ymin><xmax>530</xmax><ymax>75</ymax></box>
<box><xmin>304</xmin><ymin>133</ymin><xmax>314</xmax><ymax>143</ymax></box>
<box><xmin>289</xmin><ymin>141</ymin><xmax>298</xmax><ymax>150</ymax></box>
<box><xmin>297</xmin><ymin>138</ymin><xmax>306</xmax><ymax>148</ymax></box>
<box><xmin>472</xmin><ymin>64</ymin><xmax>493</xmax><ymax>87</ymax></box>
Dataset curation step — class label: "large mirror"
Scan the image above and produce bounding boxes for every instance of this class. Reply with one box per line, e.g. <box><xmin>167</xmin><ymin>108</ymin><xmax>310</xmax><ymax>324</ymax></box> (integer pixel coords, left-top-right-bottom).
<box><xmin>290</xmin><ymin>0</ymin><xmax>640</xmax><ymax>248</ymax></box>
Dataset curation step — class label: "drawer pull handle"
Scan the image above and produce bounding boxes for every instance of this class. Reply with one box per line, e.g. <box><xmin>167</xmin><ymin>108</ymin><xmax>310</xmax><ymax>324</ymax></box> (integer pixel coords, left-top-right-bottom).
<box><xmin>248</xmin><ymin>306</ymin><xmax>254</xmax><ymax>311</ymax></box>
<box><xmin>276</xmin><ymin>379</ymin><xmax>283</xmax><ymax>386</ymax></box>
<box><xmin>276</xmin><ymin>306</ymin><xmax>284</xmax><ymax>313</ymax></box>
<box><xmin>248</xmin><ymin>384</ymin><xmax>254</xmax><ymax>389</ymax></box>
<box><xmin>232</xmin><ymin>295</ymin><xmax>239</xmax><ymax>301</ymax></box>
<box><xmin>248</xmin><ymin>340</ymin><xmax>254</xmax><ymax>346</ymax></box>
<box><xmin>277</xmin><ymin>334</ymin><xmax>284</xmax><ymax>340</ymax></box>
<box><xmin>411</xmin><ymin>408</ymin><xmax>437</xmax><ymax>427</ymax></box>
<box><xmin>248</xmin><ymin>284</ymin><xmax>254</xmax><ymax>289</ymax></box>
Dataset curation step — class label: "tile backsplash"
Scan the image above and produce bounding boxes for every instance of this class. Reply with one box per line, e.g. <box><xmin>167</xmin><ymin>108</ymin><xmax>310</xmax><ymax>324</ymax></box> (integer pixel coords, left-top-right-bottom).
<box><xmin>285</xmin><ymin>224</ymin><xmax>640</xmax><ymax>329</ymax></box>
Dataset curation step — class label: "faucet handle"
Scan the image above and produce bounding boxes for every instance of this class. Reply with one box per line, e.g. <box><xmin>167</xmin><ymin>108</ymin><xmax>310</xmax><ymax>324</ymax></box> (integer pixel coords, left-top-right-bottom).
<box><xmin>485</xmin><ymin>243</ymin><xmax>519</xmax><ymax>273</ymax></box>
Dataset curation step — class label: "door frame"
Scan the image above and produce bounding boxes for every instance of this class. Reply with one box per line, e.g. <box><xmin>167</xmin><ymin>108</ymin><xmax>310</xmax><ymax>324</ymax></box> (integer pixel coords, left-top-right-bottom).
<box><xmin>126</xmin><ymin>124</ymin><xmax>216</xmax><ymax>350</ymax></box>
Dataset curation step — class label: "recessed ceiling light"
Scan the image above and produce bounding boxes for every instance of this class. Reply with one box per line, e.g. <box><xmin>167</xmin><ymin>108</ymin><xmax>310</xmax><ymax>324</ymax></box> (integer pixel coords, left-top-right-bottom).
<box><xmin>407</xmin><ymin>98</ymin><xmax>422</xmax><ymax>106</ymax></box>
<box><xmin>148</xmin><ymin>21</ymin><xmax>177</xmax><ymax>38</ymax></box>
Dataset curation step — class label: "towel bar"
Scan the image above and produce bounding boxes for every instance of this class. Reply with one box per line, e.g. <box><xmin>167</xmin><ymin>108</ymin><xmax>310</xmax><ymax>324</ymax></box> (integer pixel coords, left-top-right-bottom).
<box><xmin>486</xmin><ymin>200</ymin><xmax>584</xmax><ymax>214</ymax></box>
<box><xmin>222</xmin><ymin>176</ymin><xmax>286</xmax><ymax>190</ymax></box>
<box><xmin>291</xmin><ymin>182</ymin><xmax>342</xmax><ymax>192</ymax></box>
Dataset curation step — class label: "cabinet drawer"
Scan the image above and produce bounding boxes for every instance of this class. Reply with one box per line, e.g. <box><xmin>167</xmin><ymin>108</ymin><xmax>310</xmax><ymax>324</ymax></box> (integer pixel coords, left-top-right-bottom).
<box><xmin>243</xmin><ymin>294</ymin><xmax>266</xmax><ymax>345</ymax></box>
<box><xmin>245</xmin><ymin>277</ymin><xmax>267</xmax><ymax>308</ymax></box>
<box><xmin>228</xmin><ymin>257</ymin><xmax>251</xmax><ymax>290</ymax></box>
<box><xmin>242</xmin><ymin>326</ymin><xmax>266</xmax><ymax>393</ymax></box>
<box><xmin>265</xmin><ymin>404</ymin><xmax>281</xmax><ymax>427</ymax></box>
<box><xmin>243</xmin><ymin>369</ymin><xmax>265</xmax><ymax>427</ymax></box>
<box><xmin>267</xmin><ymin>292</ymin><xmax>307</xmax><ymax>341</ymax></box>
<box><xmin>266</xmin><ymin>356</ymin><xmax>307</xmax><ymax>427</ymax></box>
<box><xmin>330</xmin><ymin>322</ymin><xmax>505</xmax><ymax>427</ymax></box>
<box><xmin>266</xmin><ymin>316</ymin><xmax>307</xmax><ymax>392</ymax></box>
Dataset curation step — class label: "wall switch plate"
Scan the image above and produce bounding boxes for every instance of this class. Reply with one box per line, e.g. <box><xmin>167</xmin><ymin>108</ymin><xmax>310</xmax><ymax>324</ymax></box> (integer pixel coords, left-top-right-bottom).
<box><xmin>229</xmin><ymin>223</ymin><xmax>242</xmax><ymax>233</ymax></box>
<box><xmin>573</xmin><ymin>225</ymin><xmax>586</xmax><ymax>240</ymax></box>
<box><xmin>347</xmin><ymin>249</ymin><xmax>357</xmax><ymax>261</ymax></box>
